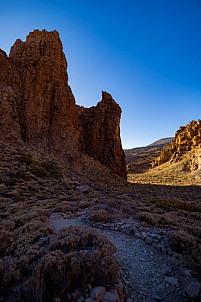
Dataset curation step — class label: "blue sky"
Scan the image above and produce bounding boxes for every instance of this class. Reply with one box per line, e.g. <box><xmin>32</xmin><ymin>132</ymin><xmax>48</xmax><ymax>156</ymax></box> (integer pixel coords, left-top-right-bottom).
<box><xmin>1</xmin><ymin>0</ymin><xmax>201</xmax><ymax>148</ymax></box>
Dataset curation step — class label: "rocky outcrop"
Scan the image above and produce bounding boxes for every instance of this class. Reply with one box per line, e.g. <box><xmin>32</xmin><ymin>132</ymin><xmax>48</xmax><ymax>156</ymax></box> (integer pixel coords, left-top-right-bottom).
<box><xmin>0</xmin><ymin>83</ymin><xmax>21</xmax><ymax>144</ymax></box>
<box><xmin>153</xmin><ymin>120</ymin><xmax>201</xmax><ymax>167</ymax></box>
<box><xmin>0</xmin><ymin>29</ymin><xmax>126</xmax><ymax>178</ymax></box>
<box><xmin>77</xmin><ymin>92</ymin><xmax>127</xmax><ymax>179</ymax></box>
<box><xmin>10</xmin><ymin>30</ymin><xmax>79</xmax><ymax>161</ymax></box>
<box><xmin>191</xmin><ymin>148</ymin><xmax>201</xmax><ymax>171</ymax></box>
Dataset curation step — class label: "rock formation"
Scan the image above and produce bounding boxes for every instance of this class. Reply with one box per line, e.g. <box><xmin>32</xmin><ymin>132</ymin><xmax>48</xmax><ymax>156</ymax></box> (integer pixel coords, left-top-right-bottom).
<box><xmin>153</xmin><ymin>120</ymin><xmax>201</xmax><ymax>168</ymax></box>
<box><xmin>77</xmin><ymin>91</ymin><xmax>126</xmax><ymax>179</ymax></box>
<box><xmin>0</xmin><ymin>29</ymin><xmax>126</xmax><ymax>178</ymax></box>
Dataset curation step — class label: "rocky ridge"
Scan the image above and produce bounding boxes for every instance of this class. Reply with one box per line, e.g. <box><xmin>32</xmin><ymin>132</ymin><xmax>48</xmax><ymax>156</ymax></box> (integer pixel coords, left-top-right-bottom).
<box><xmin>0</xmin><ymin>29</ymin><xmax>126</xmax><ymax>178</ymax></box>
<box><xmin>153</xmin><ymin>120</ymin><xmax>201</xmax><ymax>169</ymax></box>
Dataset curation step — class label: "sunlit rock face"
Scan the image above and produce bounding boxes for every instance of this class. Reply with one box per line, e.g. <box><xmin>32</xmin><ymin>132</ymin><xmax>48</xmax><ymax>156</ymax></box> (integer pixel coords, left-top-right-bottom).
<box><xmin>9</xmin><ymin>29</ymin><xmax>79</xmax><ymax>161</ymax></box>
<box><xmin>0</xmin><ymin>29</ymin><xmax>126</xmax><ymax>178</ymax></box>
<box><xmin>153</xmin><ymin>120</ymin><xmax>201</xmax><ymax>169</ymax></box>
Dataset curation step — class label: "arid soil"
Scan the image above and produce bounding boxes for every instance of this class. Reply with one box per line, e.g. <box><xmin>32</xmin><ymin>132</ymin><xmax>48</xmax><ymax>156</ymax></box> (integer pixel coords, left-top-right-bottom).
<box><xmin>49</xmin><ymin>214</ymin><xmax>196</xmax><ymax>301</ymax></box>
<box><xmin>0</xmin><ymin>143</ymin><xmax>201</xmax><ymax>301</ymax></box>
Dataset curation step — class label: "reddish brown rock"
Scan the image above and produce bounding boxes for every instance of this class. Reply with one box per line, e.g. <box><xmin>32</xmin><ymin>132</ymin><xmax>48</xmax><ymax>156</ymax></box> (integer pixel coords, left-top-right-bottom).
<box><xmin>0</xmin><ymin>29</ymin><xmax>126</xmax><ymax>178</ymax></box>
<box><xmin>0</xmin><ymin>83</ymin><xmax>22</xmax><ymax>144</ymax></box>
<box><xmin>9</xmin><ymin>29</ymin><xmax>79</xmax><ymax>161</ymax></box>
<box><xmin>153</xmin><ymin>120</ymin><xmax>201</xmax><ymax>167</ymax></box>
<box><xmin>77</xmin><ymin>91</ymin><xmax>127</xmax><ymax>179</ymax></box>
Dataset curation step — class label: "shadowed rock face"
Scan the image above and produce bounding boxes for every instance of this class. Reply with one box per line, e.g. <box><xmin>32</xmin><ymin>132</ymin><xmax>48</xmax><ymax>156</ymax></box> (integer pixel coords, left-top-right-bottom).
<box><xmin>77</xmin><ymin>91</ymin><xmax>127</xmax><ymax>179</ymax></box>
<box><xmin>0</xmin><ymin>29</ymin><xmax>126</xmax><ymax>178</ymax></box>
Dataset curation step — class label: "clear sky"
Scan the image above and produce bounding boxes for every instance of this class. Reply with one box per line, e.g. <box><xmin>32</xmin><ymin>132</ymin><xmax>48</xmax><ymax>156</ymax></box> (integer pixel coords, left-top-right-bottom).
<box><xmin>1</xmin><ymin>0</ymin><xmax>201</xmax><ymax>148</ymax></box>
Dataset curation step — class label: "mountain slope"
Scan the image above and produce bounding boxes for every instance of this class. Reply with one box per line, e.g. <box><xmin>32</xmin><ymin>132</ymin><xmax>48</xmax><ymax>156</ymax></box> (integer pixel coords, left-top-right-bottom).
<box><xmin>153</xmin><ymin>120</ymin><xmax>201</xmax><ymax>170</ymax></box>
<box><xmin>125</xmin><ymin>137</ymin><xmax>173</xmax><ymax>174</ymax></box>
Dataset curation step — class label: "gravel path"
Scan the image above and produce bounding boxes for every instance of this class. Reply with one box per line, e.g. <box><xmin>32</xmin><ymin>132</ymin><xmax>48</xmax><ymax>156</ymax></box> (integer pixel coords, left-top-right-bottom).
<box><xmin>48</xmin><ymin>214</ymin><xmax>192</xmax><ymax>302</ymax></box>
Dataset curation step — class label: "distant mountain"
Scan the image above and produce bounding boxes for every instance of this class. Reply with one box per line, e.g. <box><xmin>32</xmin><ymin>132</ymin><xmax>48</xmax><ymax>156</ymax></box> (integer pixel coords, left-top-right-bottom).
<box><xmin>148</xmin><ymin>137</ymin><xmax>173</xmax><ymax>147</ymax></box>
<box><xmin>125</xmin><ymin>137</ymin><xmax>173</xmax><ymax>174</ymax></box>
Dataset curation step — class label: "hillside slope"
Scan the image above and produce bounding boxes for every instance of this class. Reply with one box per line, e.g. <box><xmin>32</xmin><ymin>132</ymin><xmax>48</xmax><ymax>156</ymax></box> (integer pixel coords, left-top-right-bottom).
<box><xmin>153</xmin><ymin>120</ymin><xmax>201</xmax><ymax>169</ymax></box>
<box><xmin>125</xmin><ymin>138</ymin><xmax>173</xmax><ymax>174</ymax></box>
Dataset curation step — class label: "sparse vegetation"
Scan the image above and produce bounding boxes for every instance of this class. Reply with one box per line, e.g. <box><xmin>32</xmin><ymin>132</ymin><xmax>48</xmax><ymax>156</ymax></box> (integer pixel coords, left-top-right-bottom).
<box><xmin>19</xmin><ymin>153</ymin><xmax>62</xmax><ymax>179</ymax></box>
<box><xmin>151</xmin><ymin>199</ymin><xmax>201</xmax><ymax>212</ymax></box>
<box><xmin>9</xmin><ymin>226</ymin><xmax>119</xmax><ymax>302</ymax></box>
<box><xmin>1</xmin><ymin>143</ymin><xmax>201</xmax><ymax>301</ymax></box>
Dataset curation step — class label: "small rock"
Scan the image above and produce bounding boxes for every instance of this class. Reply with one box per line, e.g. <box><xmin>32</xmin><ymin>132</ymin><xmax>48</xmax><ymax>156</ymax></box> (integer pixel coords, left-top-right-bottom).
<box><xmin>115</xmin><ymin>282</ymin><xmax>123</xmax><ymax>299</ymax></box>
<box><xmin>186</xmin><ymin>279</ymin><xmax>201</xmax><ymax>298</ymax></box>
<box><xmin>102</xmin><ymin>291</ymin><xmax>118</xmax><ymax>302</ymax></box>
<box><xmin>184</xmin><ymin>269</ymin><xmax>192</xmax><ymax>277</ymax></box>
<box><xmin>90</xmin><ymin>286</ymin><xmax>105</xmax><ymax>301</ymax></box>
<box><xmin>164</xmin><ymin>276</ymin><xmax>179</xmax><ymax>286</ymax></box>
<box><xmin>76</xmin><ymin>185</ymin><xmax>90</xmax><ymax>194</ymax></box>
<box><xmin>153</xmin><ymin>295</ymin><xmax>163</xmax><ymax>301</ymax></box>
<box><xmin>71</xmin><ymin>289</ymin><xmax>80</xmax><ymax>300</ymax></box>
<box><xmin>145</xmin><ymin>236</ymin><xmax>153</xmax><ymax>245</ymax></box>
<box><xmin>161</xmin><ymin>264</ymin><xmax>172</xmax><ymax>275</ymax></box>
<box><xmin>77</xmin><ymin>297</ymin><xmax>84</xmax><ymax>302</ymax></box>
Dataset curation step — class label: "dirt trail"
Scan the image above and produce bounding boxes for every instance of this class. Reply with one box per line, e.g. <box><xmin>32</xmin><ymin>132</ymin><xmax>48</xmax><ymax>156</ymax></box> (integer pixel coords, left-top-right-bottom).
<box><xmin>49</xmin><ymin>215</ymin><xmax>192</xmax><ymax>302</ymax></box>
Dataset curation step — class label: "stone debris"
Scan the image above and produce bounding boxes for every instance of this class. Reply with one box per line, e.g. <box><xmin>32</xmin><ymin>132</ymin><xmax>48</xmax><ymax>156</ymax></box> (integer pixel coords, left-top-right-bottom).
<box><xmin>76</xmin><ymin>185</ymin><xmax>91</xmax><ymax>195</ymax></box>
<box><xmin>90</xmin><ymin>286</ymin><xmax>105</xmax><ymax>301</ymax></box>
<box><xmin>51</xmin><ymin>214</ymin><xmax>198</xmax><ymax>302</ymax></box>
<box><xmin>186</xmin><ymin>278</ymin><xmax>201</xmax><ymax>299</ymax></box>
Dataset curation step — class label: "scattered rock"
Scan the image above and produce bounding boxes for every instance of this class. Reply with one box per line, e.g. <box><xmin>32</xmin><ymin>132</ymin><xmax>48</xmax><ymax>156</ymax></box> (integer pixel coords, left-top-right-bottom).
<box><xmin>77</xmin><ymin>297</ymin><xmax>84</xmax><ymax>302</ymax></box>
<box><xmin>90</xmin><ymin>286</ymin><xmax>105</xmax><ymax>302</ymax></box>
<box><xmin>164</xmin><ymin>276</ymin><xmax>179</xmax><ymax>286</ymax></box>
<box><xmin>153</xmin><ymin>295</ymin><xmax>163</xmax><ymax>301</ymax></box>
<box><xmin>186</xmin><ymin>279</ymin><xmax>201</xmax><ymax>298</ymax></box>
<box><xmin>71</xmin><ymin>289</ymin><xmax>80</xmax><ymax>300</ymax></box>
<box><xmin>85</xmin><ymin>298</ymin><xmax>94</xmax><ymax>302</ymax></box>
<box><xmin>102</xmin><ymin>291</ymin><xmax>118</xmax><ymax>302</ymax></box>
<box><xmin>114</xmin><ymin>282</ymin><xmax>124</xmax><ymax>300</ymax></box>
<box><xmin>76</xmin><ymin>185</ymin><xmax>91</xmax><ymax>194</ymax></box>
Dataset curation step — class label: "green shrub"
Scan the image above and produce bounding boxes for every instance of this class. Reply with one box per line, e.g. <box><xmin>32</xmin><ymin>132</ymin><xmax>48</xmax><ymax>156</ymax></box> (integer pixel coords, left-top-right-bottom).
<box><xmin>19</xmin><ymin>154</ymin><xmax>33</xmax><ymax>165</ymax></box>
<box><xmin>18</xmin><ymin>154</ymin><xmax>62</xmax><ymax>179</ymax></box>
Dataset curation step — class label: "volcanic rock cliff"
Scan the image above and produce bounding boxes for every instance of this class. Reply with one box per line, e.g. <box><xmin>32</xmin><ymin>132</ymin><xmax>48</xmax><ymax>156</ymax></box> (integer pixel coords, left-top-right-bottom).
<box><xmin>0</xmin><ymin>29</ymin><xmax>126</xmax><ymax>178</ymax></box>
<box><xmin>77</xmin><ymin>91</ymin><xmax>126</xmax><ymax>179</ymax></box>
<box><xmin>153</xmin><ymin>120</ymin><xmax>201</xmax><ymax>169</ymax></box>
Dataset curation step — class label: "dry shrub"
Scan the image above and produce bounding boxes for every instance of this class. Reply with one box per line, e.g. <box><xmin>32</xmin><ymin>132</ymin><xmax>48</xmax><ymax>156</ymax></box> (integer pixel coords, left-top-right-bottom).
<box><xmin>139</xmin><ymin>212</ymin><xmax>159</xmax><ymax>226</ymax></box>
<box><xmin>151</xmin><ymin>198</ymin><xmax>201</xmax><ymax>212</ymax></box>
<box><xmin>89</xmin><ymin>209</ymin><xmax>110</xmax><ymax>223</ymax></box>
<box><xmin>2</xmin><ymin>226</ymin><xmax>119</xmax><ymax>302</ymax></box>
<box><xmin>168</xmin><ymin>230</ymin><xmax>201</xmax><ymax>274</ymax></box>
<box><xmin>0</xmin><ymin>229</ymin><xmax>12</xmax><ymax>256</ymax></box>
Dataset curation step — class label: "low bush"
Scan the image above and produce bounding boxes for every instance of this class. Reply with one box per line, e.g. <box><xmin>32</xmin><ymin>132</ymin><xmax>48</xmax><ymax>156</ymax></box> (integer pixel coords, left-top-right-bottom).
<box><xmin>89</xmin><ymin>209</ymin><xmax>110</xmax><ymax>223</ymax></box>
<box><xmin>18</xmin><ymin>154</ymin><xmax>62</xmax><ymax>179</ymax></box>
<box><xmin>168</xmin><ymin>230</ymin><xmax>201</xmax><ymax>273</ymax></box>
<box><xmin>151</xmin><ymin>199</ymin><xmax>201</xmax><ymax>212</ymax></box>
<box><xmin>1</xmin><ymin>226</ymin><xmax>119</xmax><ymax>302</ymax></box>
